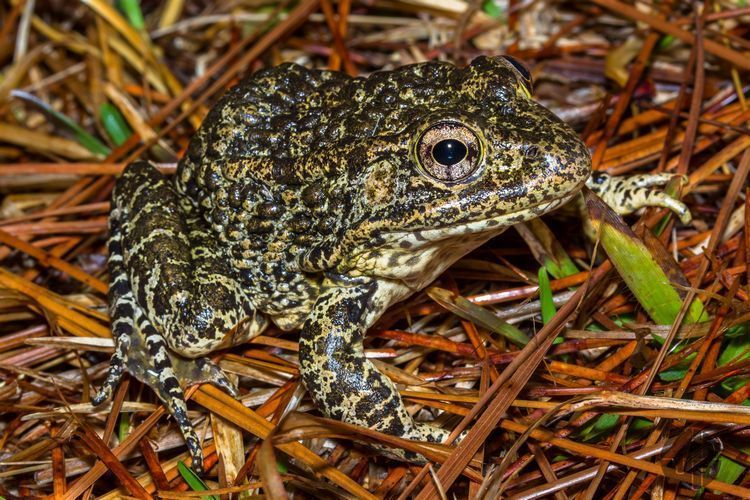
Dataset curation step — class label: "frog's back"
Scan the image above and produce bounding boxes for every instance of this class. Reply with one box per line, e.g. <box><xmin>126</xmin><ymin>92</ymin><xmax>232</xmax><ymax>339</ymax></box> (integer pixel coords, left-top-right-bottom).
<box><xmin>176</xmin><ymin>61</ymin><xmax>464</xmax><ymax>189</ymax></box>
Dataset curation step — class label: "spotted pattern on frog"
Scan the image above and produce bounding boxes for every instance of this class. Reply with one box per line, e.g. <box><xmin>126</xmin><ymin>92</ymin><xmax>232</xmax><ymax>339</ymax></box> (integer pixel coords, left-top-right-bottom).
<box><xmin>94</xmin><ymin>56</ymin><xmax>690</xmax><ymax>472</ymax></box>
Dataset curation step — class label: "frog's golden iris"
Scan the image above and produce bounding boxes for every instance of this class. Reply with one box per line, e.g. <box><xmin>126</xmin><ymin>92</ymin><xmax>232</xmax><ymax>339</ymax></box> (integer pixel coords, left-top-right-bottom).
<box><xmin>416</xmin><ymin>121</ymin><xmax>482</xmax><ymax>183</ymax></box>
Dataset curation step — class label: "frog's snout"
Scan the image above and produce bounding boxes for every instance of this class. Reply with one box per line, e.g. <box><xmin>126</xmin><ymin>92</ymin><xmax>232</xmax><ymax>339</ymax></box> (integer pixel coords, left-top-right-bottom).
<box><xmin>513</xmin><ymin>127</ymin><xmax>591</xmax><ymax>208</ymax></box>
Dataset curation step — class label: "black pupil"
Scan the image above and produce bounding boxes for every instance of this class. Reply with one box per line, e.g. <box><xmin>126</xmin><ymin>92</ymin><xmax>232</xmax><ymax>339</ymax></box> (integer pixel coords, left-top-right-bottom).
<box><xmin>432</xmin><ymin>139</ymin><xmax>467</xmax><ymax>166</ymax></box>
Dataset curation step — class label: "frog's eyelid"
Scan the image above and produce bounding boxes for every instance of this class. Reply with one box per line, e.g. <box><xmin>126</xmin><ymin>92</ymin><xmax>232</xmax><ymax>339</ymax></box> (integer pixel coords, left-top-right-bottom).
<box><xmin>499</xmin><ymin>55</ymin><xmax>534</xmax><ymax>96</ymax></box>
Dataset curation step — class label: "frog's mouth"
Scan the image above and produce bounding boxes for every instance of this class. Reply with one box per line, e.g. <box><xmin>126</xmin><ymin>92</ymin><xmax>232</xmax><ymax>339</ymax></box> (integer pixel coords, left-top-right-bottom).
<box><xmin>384</xmin><ymin>182</ymin><xmax>583</xmax><ymax>247</ymax></box>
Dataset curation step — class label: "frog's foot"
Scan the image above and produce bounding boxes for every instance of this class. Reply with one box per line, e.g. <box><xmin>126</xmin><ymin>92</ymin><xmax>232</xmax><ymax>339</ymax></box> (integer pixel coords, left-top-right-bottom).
<box><xmin>93</xmin><ymin>310</ymin><xmax>205</xmax><ymax>473</ymax></box>
<box><xmin>174</xmin><ymin>357</ymin><xmax>240</xmax><ymax>399</ymax></box>
<box><xmin>94</xmin><ymin>312</ymin><xmax>240</xmax><ymax>474</ymax></box>
<box><xmin>586</xmin><ymin>172</ymin><xmax>691</xmax><ymax>224</ymax></box>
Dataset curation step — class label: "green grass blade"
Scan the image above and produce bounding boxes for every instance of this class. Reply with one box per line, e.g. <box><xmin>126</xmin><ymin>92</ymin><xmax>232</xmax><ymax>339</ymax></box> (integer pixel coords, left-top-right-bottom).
<box><xmin>11</xmin><ymin>90</ymin><xmax>110</xmax><ymax>157</ymax></box>
<box><xmin>520</xmin><ymin>219</ymin><xmax>579</xmax><ymax>279</ymax></box>
<box><xmin>177</xmin><ymin>461</ymin><xmax>218</xmax><ymax>500</ymax></box>
<box><xmin>538</xmin><ymin>267</ymin><xmax>556</xmax><ymax>324</ymax></box>
<box><xmin>118</xmin><ymin>0</ymin><xmax>146</xmax><ymax>30</ymax></box>
<box><xmin>100</xmin><ymin>103</ymin><xmax>133</xmax><ymax>146</ymax></box>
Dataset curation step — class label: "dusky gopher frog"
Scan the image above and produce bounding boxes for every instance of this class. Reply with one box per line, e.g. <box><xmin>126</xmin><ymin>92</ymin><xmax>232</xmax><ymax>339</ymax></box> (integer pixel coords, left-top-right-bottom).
<box><xmin>94</xmin><ymin>55</ymin><xmax>689</xmax><ymax>472</ymax></box>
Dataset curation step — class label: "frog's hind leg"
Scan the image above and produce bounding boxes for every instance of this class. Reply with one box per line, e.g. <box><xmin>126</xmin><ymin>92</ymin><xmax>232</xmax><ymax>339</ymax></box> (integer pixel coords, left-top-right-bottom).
<box><xmin>92</xmin><ymin>206</ymin><xmax>135</xmax><ymax>404</ymax></box>
<box><xmin>95</xmin><ymin>205</ymin><xmax>237</xmax><ymax>473</ymax></box>
<box><xmin>94</xmin><ymin>161</ymin><xmax>265</xmax><ymax>473</ymax></box>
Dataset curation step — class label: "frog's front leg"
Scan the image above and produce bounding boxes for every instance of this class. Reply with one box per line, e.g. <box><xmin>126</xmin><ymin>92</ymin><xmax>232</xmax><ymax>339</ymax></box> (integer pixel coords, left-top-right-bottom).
<box><xmin>299</xmin><ymin>278</ymin><xmax>449</xmax><ymax>461</ymax></box>
<box><xmin>94</xmin><ymin>162</ymin><xmax>267</xmax><ymax>473</ymax></box>
<box><xmin>586</xmin><ymin>172</ymin><xmax>691</xmax><ymax>224</ymax></box>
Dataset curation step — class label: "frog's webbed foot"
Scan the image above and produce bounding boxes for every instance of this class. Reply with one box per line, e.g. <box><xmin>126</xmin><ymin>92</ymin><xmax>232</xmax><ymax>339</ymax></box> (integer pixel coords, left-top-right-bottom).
<box><xmin>94</xmin><ymin>286</ymin><xmax>239</xmax><ymax>474</ymax></box>
<box><xmin>586</xmin><ymin>172</ymin><xmax>692</xmax><ymax>224</ymax></box>
<box><xmin>299</xmin><ymin>279</ymin><xmax>455</xmax><ymax>462</ymax></box>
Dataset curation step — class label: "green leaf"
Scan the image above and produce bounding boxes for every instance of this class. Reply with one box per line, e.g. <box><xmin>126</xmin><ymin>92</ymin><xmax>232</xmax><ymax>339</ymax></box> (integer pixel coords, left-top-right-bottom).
<box><xmin>11</xmin><ymin>90</ymin><xmax>110</xmax><ymax>157</ymax></box>
<box><xmin>656</xmin><ymin>35</ymin><xmax>676</xmax><ymax>51</ymax></box>
<box><xmin>658</xmin><ymin>353</ymin><xmax>696</xmax><ymax>381</ymax></box>
<box><xmin>100</xmin><ymin>103</ymin><xmax>133</xmax><ymax>146</ymax></box>
<box><xmin>718</xmin><ymin>331</ymin><xmax>750</xmax><ymax>367</ymax></box>
<box><xmin>585</xmin><ymin>190</ymin><xmax>706</xmax><ymax>325</ymax></box>
<box><xmin>630</xmin><ymin>417</ymin><xmax>654</xmax><ymax>432</ymax></box>
<box><xmin>720</xmin><ymin>376</ymin><xmax>750</xmax><ymax>396</ymax></box>
<box><xmin>177</xmin><ymin>461</ymin><xmax>218</xmax><ymax>500</ymax></box>
<box><xmin>578</xmin><ymin>414</ymin><xmax>619</xmax><ymax>441</ymax></box>
<box><xmin>538</xmin><ymin>267</ymin><xmax>556</xmax><ymax>324</ymax></box>
<box><xmin>715</xmin><ymin>455</ymin><xmax>744</xmax><ymax>487</ymax></box>
<box><xmin>118</xmin><ymin>0</ymin><xmax>146</xmax><ymax>30</ymax></box>
<box><xmin>524</xmin><ymin>218</ymin><xmax>579</xmax><ymax>279</ymax></box>
<box><xmin>428</xmin><ymin>287</ymin><xmax>529</xmax><ymax>346</ymax></box>
<box><xmin>482</xmin><ymin>0</ymin><xmax>505</xmax><ymax>19</ymax></box>
<box><xmin>117</xmin><ymin>412</ymin><xmax>130</xmax><ymax>445</ymax></box>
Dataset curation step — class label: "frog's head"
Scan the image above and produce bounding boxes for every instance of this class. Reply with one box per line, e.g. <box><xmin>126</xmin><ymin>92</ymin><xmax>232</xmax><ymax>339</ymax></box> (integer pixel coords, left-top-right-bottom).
<box><xmin>298</xmin><ymin>56</ymin><xmax>591</xmax><ymax>281</ymax></box>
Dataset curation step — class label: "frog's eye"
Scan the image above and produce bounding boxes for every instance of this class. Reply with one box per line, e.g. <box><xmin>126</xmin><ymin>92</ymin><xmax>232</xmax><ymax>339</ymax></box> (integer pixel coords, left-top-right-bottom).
<box><xmin>501</xmin><ymin>55</ymin><xmax>533</xmax><ymax>95</ymax></box>
<box><xmin>416</xmin><ymin>122</ymin><xmax>482</xmax><ymax>183</ymax></box>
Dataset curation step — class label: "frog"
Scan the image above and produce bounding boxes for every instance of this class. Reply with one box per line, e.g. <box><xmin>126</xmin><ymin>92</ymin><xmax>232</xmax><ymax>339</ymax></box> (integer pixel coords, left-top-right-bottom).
<box><xmin>92</xmin><ymin>55</ymin><xmax>690</xmax><ymax>473</ymax></box>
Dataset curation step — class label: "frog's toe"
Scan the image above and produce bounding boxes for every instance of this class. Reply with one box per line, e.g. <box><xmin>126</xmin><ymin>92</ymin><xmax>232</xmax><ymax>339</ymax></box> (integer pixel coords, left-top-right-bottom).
<box><xmin>609</xmin><ymin>185</ymin><xmax>692</xmax><ymax>224</ymax></box>
<box><xmin>92</xmin><ymin>362</ymin><xmax>123</xmax><ymax>405</ymax></box>
<box><xmin>172</xmin><ymin>356</ymin><xmax>240</xmax><ymax>398</ymax></box>
<box><xmin>92</xmin><ymin>331</ymin><xmax>130</xmax><ymax>405</ymax></box>
<box><xmin>637</xmin><ymin>189</ymin><xmax>692</xmax><ymax>224</ymax></box>
<box><xmin>152</xmin><ymin>372</ymin><xmax>204</xmax><ymax>474</ymax></box>
<box><xmin>137</xmin><ymin>324</ymin><xmax>206</xmax><ymax>473</ymax></box>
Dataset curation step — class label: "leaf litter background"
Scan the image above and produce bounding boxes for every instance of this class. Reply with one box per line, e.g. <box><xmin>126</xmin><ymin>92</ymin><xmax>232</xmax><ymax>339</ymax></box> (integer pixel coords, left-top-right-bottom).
<box><xmin>0</xmin><ymin>0</ymin><xmax>750</xmax><ymax>498</ymax></box>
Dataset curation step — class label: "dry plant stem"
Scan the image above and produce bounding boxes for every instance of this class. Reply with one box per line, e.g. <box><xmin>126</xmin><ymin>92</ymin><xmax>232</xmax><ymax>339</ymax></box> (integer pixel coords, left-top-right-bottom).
<box><xmin>0</xmin><ymin>268</ymin><xmax>109</xmax><ymax>338</ymax></box>
<box><xmin>0</xmin><ymin>228</ymin><xmax>107</xmax><ymax>293</ymax></box>
<box><xmin>591</xmin><ymin>32</ymin><xmax>659</xmax><ymax>170</ymax></box>
<box><xmin>655</xmin><ymin>43</ymin><xmax>696</xmax><ymax>173</ymax></box>
<box><xmin>138</xmin><ymin>439</ymin><xmax>170</xmax><ymax>492</ymax></box>
<box><xmin>75</xmin><ymin>425</ymin><xmax>151</xmax><ymax>500</ymax></box>
<box><xmin>590</xmin><ymin>0</ymin><xmax>750</xmax><ymax>70</ymax></box>
<box><xmin>319</xmin><ymin>0</ymin><xmax>356</xmax><ymax>75</ymax></box>
<box><xmin>327</xmin><ymin>0</ymin><xmax>351</xmax><ymax>71</ymax></box>
<box><xmin>511</xmin><ymin>439</ymin><xmax>679</xmax><ymax>499</ymax></box>
<box><xmin>121</xmin><ymin>0</ymin><xmax>317</xmax><ymax>165</ymax></box>
<box><xmin>191</xmin><ymin>386</ymin><xmax>375</xmax><ymax>499</ymax></box>
<box><xmin>495</xmin><ymin>420</ymin><xmax>750</xmax><ymax>498</ymax></box>
<box><xmin>62</xmin><ymin>392</ymin><xmax>178</xmax><ymax>499</ymax></box>
<box><xmin>529</xmin><ymin>443</ymin><xmax>567</xmax><ymax>500</ymax></box>
<box><xmin>410</xmin><ymin>260</ymin><xmax>612</xmax><ymax>499</ymax></box>
<box><xmin>628</xmin><ymin>300</ymin><xmax>732</xmax><ymax>498</ymax></box>
<box><xmin>675</xmin><ymin>17</ymin><xmax>707</xmax><ymax>177</ymax></box>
